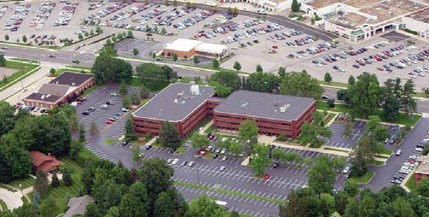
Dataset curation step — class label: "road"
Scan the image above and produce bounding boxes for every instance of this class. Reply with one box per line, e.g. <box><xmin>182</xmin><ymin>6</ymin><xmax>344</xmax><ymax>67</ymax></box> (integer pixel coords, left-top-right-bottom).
<box><xmin>366</xmin><ymin>118</ymin><xmax>429</xmax><ymax>192</ymax></box>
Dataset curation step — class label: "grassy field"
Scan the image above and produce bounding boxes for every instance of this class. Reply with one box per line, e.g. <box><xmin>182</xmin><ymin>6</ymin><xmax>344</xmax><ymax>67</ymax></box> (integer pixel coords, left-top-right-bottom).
<box><xmin>45</xmin><ymin>157</ymin><xmax>84</xmax><ymax>214</ymax></box>
<box><xmin>129</xmin><ymin>77</ymin><xmax>169</xmax><ymax>91</ymax></box>
<box><xmin>317</xmin><ymin>101</ymin><xmax>422</xmax><ymax>126</ymax></box>
<box><xmin>405</xmin><ymin>174</ymin><xmax>416</xmax><ymax>192</ymax></box>
<box><xmin>77</xmin><ymin>146</ymin><xmax>99</xmax><ymax>163</ymax></box>
<box><xmin>349</xmin><ymin>171</ymin><xmax>375</xmax><ymax>184</ymax></box>
<box><xmin>50</xmin><ymin>67</ymin><xmax>90</xmax><ymax>77</ymax></box>
<box><xmin>319</xmin><ymin>81</ymin><xmax>348</xmax><ymax>88</ymax></box>
<box><xmin>8</xmin><ymin>176</ymin><xmax>35</xmax><ymax>190</ymax></box>
<box><xmin>0</xmin><ymin>60</ymin><xmax>39</xmax><ymax>90</ymax></box>
<box><xmin>0</xmin><ymin>199</ymin><xmax>7</xmax><ymax>211</ymax></box>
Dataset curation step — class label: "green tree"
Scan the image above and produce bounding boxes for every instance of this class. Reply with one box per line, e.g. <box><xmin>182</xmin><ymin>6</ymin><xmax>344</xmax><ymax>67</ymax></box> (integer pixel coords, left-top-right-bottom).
<box><xmin>192</xmin><ymin>56</ymin><xmax>200</xmax><ymax>64</ymax></box>
<box><xmin>344</xmin><ymin>199</ymin><xmax>359</xmax><ymax>217</ymax></box>
<box><xmin>172</xmin><ymin>54</ymin><xmax>178</xmax><ymax>62</ymax></box>
<box><xmin>158</xmin><ymin>121</ymin><xmax>181</xmax><ymax>149</ymax></box>
<box><xmin>278</xmin><ymin>67</ymin><xmax>286</xmax><ymax>77</ymax></box>
<box><xmin>78</xmin><ymin>33</ymin><xmax>83</xmax><ymax>40</ymax></box>
<box><xmin>348</xmin><ymin>73</ymin><xmax>381</xmax><ymax>118</ymax></box>
<box><xmin>358</xmin><ymin>195</ymin><xmax>377</xmax><ymax>217</ymax></box>
<box><xmin>84</xmin><ymin>31</ymin><xmax>89</xmax><ymax>37</ymax></box>
<box><xmin>401</xmin><ymin>79</ymin><xmax>416</xmax><ymax>120</ymax></box>
<box><xmin>92</xmin><ymin>52</ymin><xmax>132</xmax><ymax>84</ymax></box>
<box><xmin>69</xmin><ymin>139</ymin><xmax>82</xmax><ymax>160</ymax></box>
<box><xmin>122</xmin><ymin>95</ymin><xmax>131</xmax><ymax>109</ymax></box>
<box><xmin>208</xmin><ymin>71</ymin><xmax>241</xmax><ymax>90</ymax></box>
<box><xmin>344</xmin><ymin>180</ymin><xmax>359</xmax><ymax>197</ymax></box>
<box><xmin>63</xmin><ymin>167</ymin><xmax>72</xmax><ymax>186</ymax></box>
<box><xmin>22</xmin><ymin>35</ymin><xmax>27</xmax><ymax>43</ymax></box>
<box><xmin>119</xmin><ymin>193</ymin><xmax>145</xmax><ymax>217</ymax></box>
<box><xmin>119</xmin><ymin>82</ymin><xmax>128</xmax><ymax>96</ymax></box>
<box><xmin>382</xmin><ymin>94</ymin><xmax>400</xmax><ymax>122</ymax></box>
<box><xmin>246</xmin><ymin>71</ymin><xmax>281</xmax><ymax>93</ymax></box>
<box><xmin>154</xmin><ymin>192</ymin><xmax>174</xmax><ymax>217</ymax></box>
<box><xmin>320</xmin><ymin>193</ymin><xmax>336</xmax><ymax>217</ymax></box>
<box><xmin>0</xmin><ymin>54</ymin><xmax>6</xmax><ymax>66</ymax></box>
<box><xmin>40</xmin><ymin>197</ymin><xmax>59</xmax><ymax>217</ymax></box>
<box><xmin>212</xmin><ymin>82</ymin><xmax>233</xmax><ymax>98</ymax></box>
<box><xmin>348</xmin><ymin>75</ymin><xmax>355</xmax><ymax>85</ymax></box>
<box><xmin>139</xmin><ymin>85</ymin><xmax>150</xmax><ymax>99</ymax></box>
<box><xmin>191</xmin><ymin>133</ymin><xmax>210</xmax><ymax>150</ymax></box>
<box><xmin>127</xmin><ymin>30</ymin><xmax>133</xmax><ymax>38</ymax></box>
<box><xmin>239</xmin><ymin>119</ymin><xmax>259</xmax><ymax>141</ymax></box>
<box><xmin>105</xmin><ymin>206</ymin><xmax>120</xmax><ymax>217</ymax></box>
<box><xmin>49</xmin><ymin>68</ymin><xmax>56</xmax><ymax>75</ymax></box>
<box><xmin>308</xmin><ymin>155</ymin><xmax>337</xmax><ymax>195</ymax></box>
<box><xmin>0</xmin><ymin>151</ymin><xmax>13</xmax><ymax>183</ymax></box>
<box><xmin>138</xmin><ymin>158</ymin><xmax>174</xmax><ymax>210</ymax></box>
<box><xmin>186</xmin><ymin>195</ymin><xmax>226</xmax><ymax>217</ymax></box>
<box><xmin>251</xmin><ymin>143</ymin><xmax>270</xmax><ymax>177</ymax></box>
<box><xmin>132</xmin><ymin>48</ymin><xmax>139</xmax><ymax>56</ymax></box>
<box><xmin>125</xmin><ymin>117</ymin><xmax>136</xmax><ymax>142</ymax></box>
<box><xmin>136</xmin><ymin>63</ymin><xmax>177</xmax><ymax>82</ymax></box>
<box><xmin>5</xmin><ymin>34</ymin><xmax>9</xmax><ymax>41</ymax></box>
<box><xmin>89</xmin><ymin>121</ymin><xmax>98</xmax><ymax>135</ymax></box>
<box><xmin>78</xmin><ymin>124</ymin><xmax>86</xmax><ymax>143</ymax></box>
<box><xmin>299</xmin><ymin>112</ymin><xmax>332</xmax><ymax>147</ymax></box>
<box><xmin>34</xmin><ymin>170</ymin><xmax>49</xmax><ymax>198</ymax></box>
<box><xmin>212</xmin><ymin>58</ymin><xmax>220</xmax><ymax>69</ymax></box>
<box><xmin>417</xmin><ymin>179</ymin><xmax>429</xmax><ymax>197</ymax></box>
<box><xmin>0</xmin><ymin>142</ymin><xmax>31</xmax><ymax>181</ymax></box>
<box><xmin>233</xmin><ymin>61</ymin><xmax>241</xmax><ymax>71</ymax></box>
<box><xmin>280</xmin><ymin>70</ymin><xmax>324</xmax><ymax>99</ymax></box>
<box><xmin>291</xmin><ymin>0</ymin><xmax>300</xmax><ymax>11</ymax></box>
<box><xmin>393</xmin><ymin>197</ymin><xmax>415</xmax><ymax>217</ymax></box>
<box><xmin>51</xmin><ymin>171</ymin><xmax>60</xmax><ymax>187</ymax></box>
<box><xmin>324</xmin><ymin>72</ymin><xmax>332</xmax><ymax>83</ymax></box>
<box><xmin>96</xmin><ymin>26</ymin><xmax>102</xmax><ymax>34</ymax></box>
<box><xmin>131</xmin><ymin>144</ymin><xmax>141</xmax><ymax>163</ymax></box>
<box><xmin>173</xmin><ymin>0</ymin><xmax>177</xmax><ymax>6</ymax></box>
<box><xmin>256</xmin><ymin>64</ymin><xmax>263</xmax><ymax>73</ymax></box>
<box><xmin>272</xmin><ymin>148</ymin><xmax>303</xmax><ymax>165</ymax></box>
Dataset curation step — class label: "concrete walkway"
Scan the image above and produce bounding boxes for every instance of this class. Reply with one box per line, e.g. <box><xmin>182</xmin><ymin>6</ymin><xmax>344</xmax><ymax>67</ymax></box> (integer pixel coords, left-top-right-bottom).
<box><xmin>199</xmin><ymin>120</ymin><xmax>214</xmax><ymax>135</ymax></box>
<box><xmin>0</xmin><ymin>184</ymin><xmax>33</xmax><ymax>211</ymax></box>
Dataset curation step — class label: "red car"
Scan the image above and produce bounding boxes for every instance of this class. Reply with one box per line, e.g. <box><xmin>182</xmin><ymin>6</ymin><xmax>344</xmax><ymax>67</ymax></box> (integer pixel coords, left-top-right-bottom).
<box><xmin>263</xmin><ymin>174</ymin><xmax>270</xmax><ymax>180</ymax></box>
<box><xmin>105</xmin><ymin>120</ymin><xmax>113</xmax><ymax>124</ymax></box>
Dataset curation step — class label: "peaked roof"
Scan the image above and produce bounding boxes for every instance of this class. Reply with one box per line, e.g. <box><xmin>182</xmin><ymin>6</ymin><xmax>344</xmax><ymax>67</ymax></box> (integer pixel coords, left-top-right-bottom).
<box><xmin>30</xmin><ymin>151</ymin><xmax>62</xmax><ymax>173</ymax></box>
<box><xmin>65</xmin><ymin>195</ymin><xmax>95</xmax><ymax>217</ymax></box>
<box><xmin>38</xmin><ymin>83</ymin><xmax>73</xmax><ymax>97</ymax></box>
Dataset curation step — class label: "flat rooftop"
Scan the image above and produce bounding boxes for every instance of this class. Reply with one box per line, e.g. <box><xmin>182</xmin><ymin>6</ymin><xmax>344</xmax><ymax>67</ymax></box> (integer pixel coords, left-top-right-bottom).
<box><xmin>306</xmin><ymin>0</ymin><xmax>341</xmax><ymax>9</ymax></box>
<box><xmin>406</xmin><ymin>8</ymin><xmax>429</xmax><ymax>23</ymax></box>
<box><xmin>360</xmin><ymin>0</ymin><xmax>427</xmax><ymax>23</ymax></box>
<box><xmin>163</xmin><ymin>38</ymin><xmax>203</xmax><ymax>52</ymax></box>
<box><xmin>25</xmin><ymin>92</ymin><xmax>62</xmax><ymax>103</ymax></box>
<box><xmin>214</xmin><ymin>91</ymin><xmax>315</xmax><ymax>121</ymax></box>
<box><xmin>416</xmin><ymin>155</ymin><xmax>429</xmax><ymax>175</ymax></box>
<box><xmin>49</xmin><ymin>72</ymin><xmax>93</xmax><ymax>87</ymax></box>
<box><xmin>327</xmin><ymin>12</ymin><xmax>368</xmax><ymax>29</ymax></box>
<box><xmin>133</xmin><ymin>83</ymin><xmax>215</xmax><ymax>122</ymax></box>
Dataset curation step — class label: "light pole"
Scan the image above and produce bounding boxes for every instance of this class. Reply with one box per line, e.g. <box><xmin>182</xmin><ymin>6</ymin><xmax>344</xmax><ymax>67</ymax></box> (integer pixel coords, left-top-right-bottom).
<box><xmin>19</xmin><ymin>184</ymin><xmax>23</xmax><ymax>197</ymax></box>
<box><xmin>195</xmin><ymin>168</ymin><xmax>200</xmax><ymax>184</ymax></box>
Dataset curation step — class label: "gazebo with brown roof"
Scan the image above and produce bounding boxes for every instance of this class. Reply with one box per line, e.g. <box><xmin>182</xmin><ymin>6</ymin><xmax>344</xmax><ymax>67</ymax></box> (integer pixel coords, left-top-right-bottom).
<box><xmin>30</xmin><ymin>151</ymin><xmax>62</xmax><ymax>173</ymax></box>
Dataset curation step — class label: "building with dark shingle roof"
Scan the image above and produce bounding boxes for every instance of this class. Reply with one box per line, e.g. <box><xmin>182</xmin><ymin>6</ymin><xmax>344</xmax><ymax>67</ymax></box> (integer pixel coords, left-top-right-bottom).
<box><xmin>132</xmin><ymin>83</ymin><xmax>316</xmax><ymax>138</ymax></box>
<box><xmin>23</xmin><ymin>72</ymin><xmax>95</xmax><ymax>109</ymax></box>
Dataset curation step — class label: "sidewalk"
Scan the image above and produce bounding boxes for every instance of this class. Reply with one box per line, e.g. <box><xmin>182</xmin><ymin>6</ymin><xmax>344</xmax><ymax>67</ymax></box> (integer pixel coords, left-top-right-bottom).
<box><xmin>0</xmin><ymin>184</ymin><xmax>33</xmax><ymax>211</ymax></box>
<box><xmin>198</xmin><ymin>120</ymin><xmax>214</xmax><ymax>135</ymax></box>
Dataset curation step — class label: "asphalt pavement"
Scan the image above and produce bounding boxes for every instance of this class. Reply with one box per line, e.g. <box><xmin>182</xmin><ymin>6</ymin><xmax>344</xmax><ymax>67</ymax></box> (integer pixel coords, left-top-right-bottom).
<box><xmin>365</xmin><ymin>118</ymin><xmax>429</xmax><ymax>191</ymax></box>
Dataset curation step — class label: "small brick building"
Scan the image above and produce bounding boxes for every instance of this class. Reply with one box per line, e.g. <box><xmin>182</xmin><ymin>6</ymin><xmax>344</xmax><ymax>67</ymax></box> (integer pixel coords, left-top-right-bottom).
<box><xmin>415</xmin><ymin>155</ymin><xmax>429</xmax><ymax>184</ymax></box>
<box><xmin>162</xmin><ymin>38</ymin><xmax>228</xmax><ymax>59</ymax></box>
<box><xmin>132</xmin><ymin>83</ymin><xmax>316</xmax><ymax>138</ymax></box>
<box><xmin>23</xmin><ymin>72</ymin><xmax>95</xmax><ymax>108</ymax></box>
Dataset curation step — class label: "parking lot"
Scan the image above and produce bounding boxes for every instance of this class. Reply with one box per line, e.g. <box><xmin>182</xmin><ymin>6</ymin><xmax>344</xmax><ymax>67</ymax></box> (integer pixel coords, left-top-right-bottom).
<box><xmin>323</xmin><ymin>120</ymin><xmax>401</xmax><ymax>150</ymax></box>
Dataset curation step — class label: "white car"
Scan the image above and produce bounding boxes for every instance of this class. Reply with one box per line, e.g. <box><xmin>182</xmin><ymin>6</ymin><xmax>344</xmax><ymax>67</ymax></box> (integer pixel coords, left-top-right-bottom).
<box><xmin>415</xmin><ymin>147</ymin><xmax>423</xmax><ymax>152</ymax></box>
<box><xmin>171</xmin><ymin>159</ymin><xmax>179</xmax><ymax>165</ymax></box>
<box><xmin>396</xmin><ymin>149</ymin><xmax>402</xmax><ymax>156</ymax></box>
<box><xmin>122</xmin><ymin>108</ymin><xmax>130</xmax><ymax>112</ymax></box>
<box><xmin>110</xmin><ymin>92</ymin><xmax>118</xmax><ymax>96</ymax></box>
<box><xmin>342</xmin><ymin>166</ymin><xmax>350</xmax><ymax>174</ymax></box>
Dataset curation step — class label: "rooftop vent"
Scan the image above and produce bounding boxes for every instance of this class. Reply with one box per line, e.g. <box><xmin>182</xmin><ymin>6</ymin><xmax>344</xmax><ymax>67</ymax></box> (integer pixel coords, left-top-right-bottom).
<box><xmin>41</xmin><ymin>95</ymin><xmax>45</xmax><ymax>100</ymax></box>
<box><xmin>240</xmin><ymin>102</ymin><xmax>248</xmax><ymax>108</ymax></box>
<box><xmin>279</xmin><ymin>104</ymin><xmax>290</xmax><ymax>113</ymax></box>
<box><xmin>71</xmin><ymin>82</ymin><xmax>76</xmax><ymax>86</ymax></box>
<box><xmin>190</xmin><ymin>85</ymin><xmax>200</xmax><ymax>96</ymax></box>
<box><xmin>46</xmin><ymin>94</ymin><xmax>51</xmax><ymax>98</ymax></box>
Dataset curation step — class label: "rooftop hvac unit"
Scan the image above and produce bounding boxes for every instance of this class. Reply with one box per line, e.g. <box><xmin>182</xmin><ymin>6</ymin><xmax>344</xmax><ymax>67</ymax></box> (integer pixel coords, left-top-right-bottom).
<box><xmin>71</xmin><ymin>82</ymin><xmax>76</xmax><ymax>86</ymax></box>
<box><xmin>174</xmin><ymin>99</ymin><xmax>178</xmax><ymax>103</ymax></box>
<box><xmin>46</xmin><ymin>94</ymin><xmax>51</xmax><ymax>98</ymax></box>
<box><xmin>280</xmin><ymin>104</ymin><xmax>290</xmax><ymax>113</ymax></box>
<box><xmin>41</xmin><ymin>95</ymin><xmax>45</xmax><ymax>99</ymax></box>
<box><xmin>241</xmin><ymin>102</ymin><xmax>248</xmax><ymax>108</ymax></box>
<box><xmin>190</xmin><ymin>85</ymin><xmax>200</xmax><ymax>96</ymax></box>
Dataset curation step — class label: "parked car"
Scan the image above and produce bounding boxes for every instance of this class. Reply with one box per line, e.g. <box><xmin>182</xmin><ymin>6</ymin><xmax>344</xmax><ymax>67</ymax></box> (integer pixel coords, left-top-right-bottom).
<box><xmin>187</xmin><ymin>161</ymin><xmax>195</xmax><ymax>167</ymax></box>
<box><xmin>145</xmin><ymin>145</ymin><xmax>152</xmax><ymax>150</ymax></box>
<box><xmin>396</xmin><ymin>149</ymin><xmax>402</xmax><ymax>156</ymax></box>
<box><xmin>219</xmin><ymin>166</ymin><xmax>226</xmax><ymax>171</ymax></box>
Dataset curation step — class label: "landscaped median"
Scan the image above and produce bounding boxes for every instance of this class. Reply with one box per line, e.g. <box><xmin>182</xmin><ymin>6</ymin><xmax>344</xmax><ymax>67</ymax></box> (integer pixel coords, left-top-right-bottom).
<box><xmin>349</xmin><ymin>171</ymin><xmax>376</xmax><ymax>185</ymax></box>
<box><xmin>0</xmin><ymin>199</ymin><xmax>7</xmax><ymax>211</ymax></box>
<box><xmin>174</xmin><ymin>181</ymin><xmax>285</xmax><ymax>204</ymax></box>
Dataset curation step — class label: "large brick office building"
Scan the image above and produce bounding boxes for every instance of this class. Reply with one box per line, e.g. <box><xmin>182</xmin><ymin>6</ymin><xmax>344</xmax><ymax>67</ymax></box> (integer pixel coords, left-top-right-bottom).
<box><xmin>132</xmin><ymin>83</ymin><xmax>316</xmax><ymax>138</ymax></box>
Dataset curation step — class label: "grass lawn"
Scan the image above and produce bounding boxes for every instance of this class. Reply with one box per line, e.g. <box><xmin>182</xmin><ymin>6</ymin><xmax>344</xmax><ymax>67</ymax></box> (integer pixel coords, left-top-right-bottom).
<box><xmin>174</xmin><ymin>146</ymin><xmax>189</xmax><ymax>155</ymax></box>
<box><xmin>414</xmin><ymin>92</ymin><xmax>429</xmax><ymax>98</ymax></box>
<box><xmin>405</xmin><ymin>174</ymin><xmax>416</xmax><ymax>192</ymax></box>
<box><xmin>129</xmin><ymin>77</ymin><xmax>169</xmax><ymax>91</ymax></box>
<box><xmin>77</xmin><ymin>146</ymin><xmax>99</xmax><ymax>162</ymax></box>
<box><xmin>50</xmin><ymin>67</ymin><xmax>90</xmax><ymax>77</ymax></box>
<box><xmin>105</xmin><ymin>138</ymin><xmax>116</xmax><ymax>145</ymax></box>
<box><xmin>316</xmin><ymin>101</ymin><xmax>349</xmax><ymax>113</ymax></box>
<box><xmin>0</xmin><ymin>199</ymin><xmax>7</xmax><ymax>210</ymax></box>
<box><xmin>82</xmin><ymin>84</ymin><xmax>99</xmax><ymax>96</ymax></box>
<box><xmin>377</xmin><ymin>147</ymin><xmax>393</xmax><ymax>156</ymax></box>
<box><xmin>180</xmin><ymin>117</ymin><xmax>213</xmax><ymax>145</ymax></box>
<box><xmin>323</xmin><ymin>146</ymin><xmax>350</xmax><ymax>153</ymax></box>
<box><xmin>65</xmin><ymin>65</ymin><xmax>92</xmax><ymax>71</ymax></box>
<box><xmin>46</xmin><ymin>157</ymin><xmax>84</xmax><ymax>214</ymax></box>
<box><xmin>8</xmin><ymin>176</ymin><xmax>35</xmax><ymax>190</ymax></box>
<box><xmin>319</xmin><ymin>81</ymin><xmax>348</xmax><ymax>88</ymax></box>
<box><xmin>204</xmin><ymin>123</ymin><xmax>216</xmax><ymax>134</ymax></box>
<box><xmin>349</xmin><ymin>171</ymin><xmax>375</xmax><ymax>184</ymax></box>
<box><xmin>323</xmin><ymin>113</ymin><xmax>336</xmax><ymax>125</ymax></box>
<box><xmin>0</xmin><ymin>60</ymin><xmax>39</xmax><ymax>90</ymax></box>
<box><xmin>317</xmin><ymin>101</ymin><xmax>422</xmax><ymax>126</ymax></box>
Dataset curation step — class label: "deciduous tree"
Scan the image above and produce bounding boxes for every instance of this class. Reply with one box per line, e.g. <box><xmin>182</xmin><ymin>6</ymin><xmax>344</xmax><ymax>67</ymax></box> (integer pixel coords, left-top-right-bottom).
<box><xmin>308</xmin><ymin>155</ymin><xmax>337</xmax><ymax>195</ymax></box>
<box><xmin>34</xmin><ymin>170</ymin><xmax>49</xmax><ymax>198</ymax></box>
<box><xmin>238</xmin><ymin>119</ymin><xmax>258</xmax><ymax>141</ymax></box>
<box><xmin>154</xmin><ymin>192</ymin><xmax>175</xmax><ymax>217</ymax></box>
<box><xmin>208</xmin><ymin>71</ymin><xmax>241</xmax><ymax>90</ymax></box>
<box><xmin>125</xmin><ymin>117</ymin><xmax>136</xmax><ymax>142</ymax></box>
<box><xmin>324</xmin><ymin>72</ymin><xmax>332</xmax><ymax>83</ymax></box>
<box><xmin>245</xmin><ymin>72</ymin><xmax>281</xmax><ymax>93</ymax></box>
<box><xmin>40</xmin><ymin>197</ymin><xmax>59</xmax><ymax>217</ymax></box>
<box><xmin>250</xmin><ymin>143</ymin><xmax>270</xmax><ymax>177</ymax></box>
<box><xmin>280</xmin><ymin>70</ymin><xmax>323</xmax><ymax>99</ymax></box>
<box><xmin>185</xmin><ymin>195</ymin><xmax>226</xmax><ymax>217</ymax></box>
<box><xmin>348</xmin><ymin>73</ymin><xmax>382</xmax><ymax>118</ymax></box>
<box><xmin>158</xmin><ymin>121</ymin><xmax>181</xmax><ymax>149</ymax></box>
<box><xmin>191</xmin><ymin>133</ymin><xmax>210</xmax><ymax>150</ymax></box>
<box><xmin>211</xmin><ymin>58</ymin><xmax>220</xmax><ymax>69</ymax></box>
<box><xmin>233</xmin><ymin>61</ymin><xmax>241</xmax><ymax>71</ymax></box>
